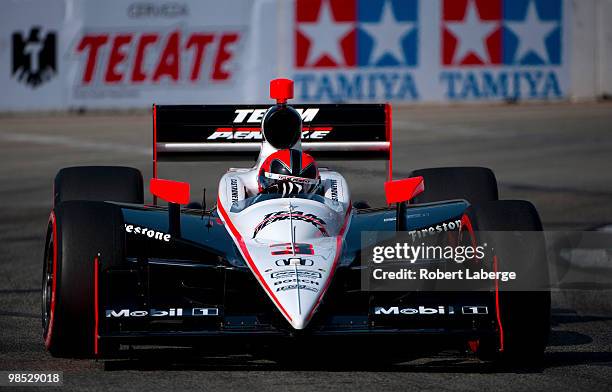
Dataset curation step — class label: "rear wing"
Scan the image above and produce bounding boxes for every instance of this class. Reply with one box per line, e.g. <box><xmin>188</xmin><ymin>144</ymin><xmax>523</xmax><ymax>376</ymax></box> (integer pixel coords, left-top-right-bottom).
<box><xmin>153</xmin><ymin>103</ymin><xmax>392</xmax><ymax>179</ymax></box>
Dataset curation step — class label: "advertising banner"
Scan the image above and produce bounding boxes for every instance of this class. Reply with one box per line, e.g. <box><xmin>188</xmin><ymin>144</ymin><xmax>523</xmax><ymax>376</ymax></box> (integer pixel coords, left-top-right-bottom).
<box><xmin>289</xmin><ymin>0</ymin><xmax>572</xmax><ymax>103</ymax></box>
<box><xmin>0</xmin><ymin>0</ymin><xmax>575</xmax><ymax>110</ymax></box>
<box><xmin>65</xmin><ymin>0</ymin><xmax>253</xmax><ymax>107</ymax></box>
<box><xmin>0</xmin><ymin>0</ymin><xmax>254</xmax><ymax>110</ymax></box>
<box><xmin>0</xmin><ymin>0</ymin><xmax>67</xmax><ymax>110</ymax></box>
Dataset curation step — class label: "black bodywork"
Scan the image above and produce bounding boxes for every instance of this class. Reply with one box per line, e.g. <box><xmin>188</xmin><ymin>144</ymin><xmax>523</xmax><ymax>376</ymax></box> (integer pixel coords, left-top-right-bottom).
<box><xmin>97</xmin><ymin>198</ymin><xmax>499</xmax><ymax>350</ymax></box>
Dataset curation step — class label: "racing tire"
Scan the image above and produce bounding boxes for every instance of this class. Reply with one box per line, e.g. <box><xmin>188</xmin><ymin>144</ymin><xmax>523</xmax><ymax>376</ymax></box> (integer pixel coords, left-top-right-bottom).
<box><xmin>463</xmin><ymin>200</ymin><xmax>550</xmax><ymax>366</ymax></box>
<box><xmin>42</xmin><ymin>200</ymin><xmax>124</xmax><ymax>358</ymax></box>
<box><xmin>408</xmin><ymin>167</ymin><xmax>498</xmax><ymax>204</ymax></box>
<box><xmin>54</xmin><ymin>166</ymin><xmax>143</xmax><ymax>206</ymax></box>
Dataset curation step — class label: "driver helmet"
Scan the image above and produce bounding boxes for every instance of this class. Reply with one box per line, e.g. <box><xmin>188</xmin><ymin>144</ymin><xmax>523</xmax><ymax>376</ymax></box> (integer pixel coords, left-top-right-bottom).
<box><xmin>258</xmin><ymin>149</ymin><xmax>320</xmax><ymax>196</ymax></box>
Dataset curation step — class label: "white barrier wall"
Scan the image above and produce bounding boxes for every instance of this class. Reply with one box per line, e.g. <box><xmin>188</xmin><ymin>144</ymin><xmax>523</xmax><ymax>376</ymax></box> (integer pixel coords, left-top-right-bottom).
<box><xmin>0</xmin><ymin>0</ymin><xmax>608</xmax><ymax>110</ymax></box>
<box><xmin>0</xmin><ymin>0</ymin><xmax>67</xmax><ymax>110</ymax></box>
<box><xmin>597</xmin><ymin>0</ymin><xmax>612</xmax><ymax>98</ymax></box>
<box><xmin>570</xmin><ymin>0</ymin><xmax>612</xmax><ymax>100</ymax></box>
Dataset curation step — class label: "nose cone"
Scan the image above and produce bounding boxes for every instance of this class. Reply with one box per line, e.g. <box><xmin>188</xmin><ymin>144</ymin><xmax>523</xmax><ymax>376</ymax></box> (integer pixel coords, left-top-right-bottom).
<box><xmin>227</xmin><ymin>208</ymin><xmax>343</xmax><ymax>332</ymax></box>
<box><xmin>289</xmin><ymin>314</ymin><xmax>309</xmax><ymax>330</ymax></box>
<box><xmin>273</xmin><ymin>276</ymin><xmax>321</xmax><ymax>330</ymax></box>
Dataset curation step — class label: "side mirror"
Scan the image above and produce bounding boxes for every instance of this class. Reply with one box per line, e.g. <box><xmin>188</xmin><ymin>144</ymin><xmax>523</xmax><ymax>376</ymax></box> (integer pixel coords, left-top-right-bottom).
<box><xmin>150</xmin><ymin>178</ymin><xmax>190</xmax><ymax>205</ymax></box>
<box><xmin>150</xmin><ymin>178</ymin><xmax>190</xmax><ymax>237</ymax></box>
<box><xmin>384</xmin><ymin>176</ymin><xmax>424</xmax><ymax>204</ymax></box>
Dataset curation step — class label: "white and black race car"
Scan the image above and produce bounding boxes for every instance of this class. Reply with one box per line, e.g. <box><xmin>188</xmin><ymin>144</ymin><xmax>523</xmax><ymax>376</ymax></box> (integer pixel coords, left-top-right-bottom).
<box><xmin>42</xmin><ymin>79</ymin><xmax>550</xmax><ymax>364</ymax></box>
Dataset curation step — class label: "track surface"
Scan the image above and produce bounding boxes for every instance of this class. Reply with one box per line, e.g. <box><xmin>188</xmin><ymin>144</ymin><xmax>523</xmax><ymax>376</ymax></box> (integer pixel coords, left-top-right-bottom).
<box><xmin>0</xmin><ymin>103</ymin><xmax>611</xmax><ymax>391</ymax></box>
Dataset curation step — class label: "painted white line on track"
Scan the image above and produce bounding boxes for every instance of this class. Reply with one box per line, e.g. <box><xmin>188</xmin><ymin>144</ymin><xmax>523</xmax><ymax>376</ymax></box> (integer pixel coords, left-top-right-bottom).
<box><xmin>0</xmin><ymin>132</ymin><xmax>149</xmax><ymax>155</ymax></box>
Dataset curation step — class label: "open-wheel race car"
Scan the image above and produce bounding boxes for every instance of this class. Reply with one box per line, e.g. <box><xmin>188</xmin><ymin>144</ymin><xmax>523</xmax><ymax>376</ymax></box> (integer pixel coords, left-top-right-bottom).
<box><xmin>42</xmin><ymin>79</ymin><xmax>550</xmax><ymax>365</ymax></box>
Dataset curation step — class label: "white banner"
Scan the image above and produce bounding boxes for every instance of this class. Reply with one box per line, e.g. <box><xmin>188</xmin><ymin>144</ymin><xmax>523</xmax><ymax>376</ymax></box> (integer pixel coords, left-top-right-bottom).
<box><xmin>0</xmin><ymin>0</ymin><xmax>67</xmax><ymax>110</ymax></box>
<box><xmin>66</xmin><ymin>0</ymin><xmax>253</xmax><ymax>107</ymax></box>
<box><xmin>0</xmin><ymin>0</ymin><xmax>255</xmax><ymax>110</ymax></box>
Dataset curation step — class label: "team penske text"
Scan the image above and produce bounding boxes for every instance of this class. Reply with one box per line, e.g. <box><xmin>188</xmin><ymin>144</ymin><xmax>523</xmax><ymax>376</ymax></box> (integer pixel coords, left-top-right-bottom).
<box><xmin>232</xmin><ymin>108</ymin><xmax>319</xmax><ymax>123</ymax></box>
<box><xmin>207</xmin><ymin>130</ymin><xmax>330</xmax><ymax>140</ymax></box>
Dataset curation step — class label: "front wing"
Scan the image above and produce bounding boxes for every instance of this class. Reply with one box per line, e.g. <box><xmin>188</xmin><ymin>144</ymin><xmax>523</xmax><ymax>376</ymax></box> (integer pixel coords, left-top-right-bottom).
<box><xmin>98</xmin><ymin>201</ymin><xmax>500</xmax><ymax>350</ymax></box>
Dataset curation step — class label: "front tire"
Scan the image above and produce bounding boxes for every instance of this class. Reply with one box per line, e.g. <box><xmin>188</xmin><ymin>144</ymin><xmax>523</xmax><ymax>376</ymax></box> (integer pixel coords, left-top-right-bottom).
<box><xmin>409</xmin><ymin>167</ymin><xmax>498</xmax><ymax>204</ymax></box>
<box><xmin>54</xmin><ymin>166</ymin><xmax>143</xmax><ymax>206</ymax></box>
<box><xmin>463</xmin><ymin>200</ymin><xmax>550</xmax><ymax>365</ymax></box>
<box><xmin>43</xmin><ymin>201</ymin><xmax>124</xmax><ymax>357</ymax></box>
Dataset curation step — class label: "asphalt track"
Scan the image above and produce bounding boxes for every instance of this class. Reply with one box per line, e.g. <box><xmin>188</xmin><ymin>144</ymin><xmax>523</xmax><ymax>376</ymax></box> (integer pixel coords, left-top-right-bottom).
<box><xmin>0</xmin><ymin>103</ymin><xmax>611</xmax><ymax>391</ymax></box>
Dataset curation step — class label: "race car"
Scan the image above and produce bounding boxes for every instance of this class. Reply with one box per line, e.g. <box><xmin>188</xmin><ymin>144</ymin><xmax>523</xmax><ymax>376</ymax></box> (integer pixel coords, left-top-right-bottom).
<box><xmin>42</xmin><ymin>79</ymin><xmax>550</xmax><ymax>364</ymax></box>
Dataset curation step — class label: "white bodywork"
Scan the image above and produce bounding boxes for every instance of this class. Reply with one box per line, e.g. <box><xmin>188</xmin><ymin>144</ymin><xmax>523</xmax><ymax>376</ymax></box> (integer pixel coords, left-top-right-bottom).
<box><xmin>217</xmin><ymin>141</ymin><xmax>352</xmax><ymax>329</ymax></box>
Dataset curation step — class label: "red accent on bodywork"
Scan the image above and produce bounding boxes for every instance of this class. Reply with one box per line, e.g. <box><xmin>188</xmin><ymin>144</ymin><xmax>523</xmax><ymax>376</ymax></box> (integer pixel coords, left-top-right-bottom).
<box><xmin>94</xmin><ymin>256</ymin><xmax>99</xmax><ymax>356</ymax></box>
<box><xmin>461</xmin><ymin>213</ymin><xmax>504</xmax><ymax>352</ymax></box>
<box><xmin>384</xmin><ymin>176</ymin><xmax>424</xmax><ymax>204</ymax></box>
<box><xmin>44</xmin><ymin>212</ymin><xmax>57</xmax><ymax>349</ymax></box>
<box><xmin>460</xmin><ymin>213</ymin><xmax>477</xmax><ymax>248</ymax></box>
<box><xmin>270</xmin><ymin>78</ymin><xmax>294</xmax><ymax>103</ymax></box>
<box><xmin>467</xmin><ymin>339</ymin><xmax>479</xmax><ymax>353</ymax></box>
<box><xmin>152</xmin><ymin>104</ymin><xmax>158</xmax><ymax>205</ymax></box>
<box><xmin>303</xmin><ymin>126</ymin><xmax>332</xmax><ymax>131</ymax></box>
<box><xmin>304</xmin><ymin>204</ymin><xmax>352</xmax><ymax>325</ymax></box>
<box><xmin>217</xmin><ymin>197</ymin><xmax>293</xmax><ymax>322</ymax></box>
<box><xmin>494</xmin><ymin>255</ymin><xmax>505</xmax><ymax>352</ymax></box>
<box><xmin>150</xmin><ymin>178</ymin><xmax>190</xmax><ymax>205</ymax></box>
<box><xmin>216</xmin><ymin>127</ymin><xmax>261</xmax><ymax>132</ymax></box>
<box><xmin>215</xmin><ymin>126</ymin><xmax>332</xmax><ymax>133</ymax></box>
<box><xmin>270</xmin><ymin>243</ymin><xmax>315</xmax><ymax>256</ymax></box>
<box><xmin>385</xmin><ymin>103</ymin><xmax>393</xmax><ymax>181</ymax></box>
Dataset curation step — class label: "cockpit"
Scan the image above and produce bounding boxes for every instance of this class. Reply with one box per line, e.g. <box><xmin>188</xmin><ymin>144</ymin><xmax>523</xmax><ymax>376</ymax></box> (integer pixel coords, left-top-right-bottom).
<box><xmin>229</xmin><ymin>189</ymin><xmax>344</xmax><ymax>213</ymax></box>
